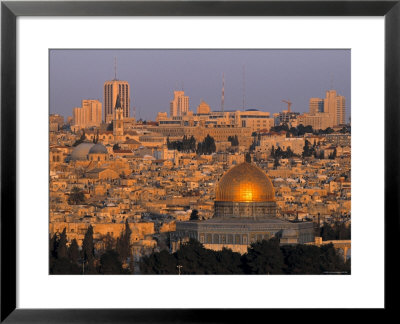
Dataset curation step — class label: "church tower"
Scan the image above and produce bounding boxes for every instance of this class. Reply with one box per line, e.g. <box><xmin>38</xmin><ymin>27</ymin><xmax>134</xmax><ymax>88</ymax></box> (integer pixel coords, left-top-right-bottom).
<box><xmin>113</xmin><ymin>95</ymin><xmax>124</xmax><ymax>138</ymax></box>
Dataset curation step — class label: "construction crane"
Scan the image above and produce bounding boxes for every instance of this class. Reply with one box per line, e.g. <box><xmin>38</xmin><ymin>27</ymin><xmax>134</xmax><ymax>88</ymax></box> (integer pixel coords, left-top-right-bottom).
<box><xmin>282</xmin><ymin>99</ymin><xmax>292</xmax><ymax>113</ymax></box>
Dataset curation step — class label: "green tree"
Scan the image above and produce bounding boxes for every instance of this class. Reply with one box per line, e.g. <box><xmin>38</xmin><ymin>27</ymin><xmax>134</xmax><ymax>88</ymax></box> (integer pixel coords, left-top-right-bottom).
<box><xmin>72</xmin><ymin>130</ymin><xmax>86</xmax><ymax>146</ymax></box>
<box><xmin>68</xmin><ymin>186</ymin><xmax>85</xmax><ymax>205</ymax></box>
<box><xmin>49</xmin><ymin>232</ymin><xmax>59</xmax><ymax>259</ymax></box>
<box><xmin>245</xmin><ymin>152</ymin><xmax>252</xmax><ymax>163</ymax></box>
<box><xmin>140</xmin><ymin>250</ymin><xmax>177</xmax><ymax>274</ymax></box>
<box><xmin>302</xmin><ymin>139</ymin><xmax>314</xmax><ymax>158</ymax></box>
<box><xmin>51</xmin><ymin>258</ymin><xmax>80</xmax><ymax>274</ymax></box>
<box><xmin>82</xmin><ymin>225</ymin><xmax>96</xmax><ymax>273</ymax></box>
<box><xmin>189</xmin><ymin>135</ymin><xmax>196</xmax><ymax>152</ymax></box>
<box><xmin>175</xmin><ymin>239</ymin><xmax>218</xmax><ymax>274</ymax></box>
<box><xmin>281</xmin><ymin>244</ymin><xmax>322</xmax><ymax>274</ymax></box>
<box><xmin>243</xmin><ymin>238</ymin><xmax>284</xmax><ymax>274</ymax></box>
<box><xmin>329</xmin><ymin>148</ymin><xmax>337</xmax><ymax>159</ymax></box>
<box><xmin>68</xmin><ymin>238</ymin><xmax>80</xmax><ymax>264</ymax></box>
<box><xmin>56</xmin><ymin>228</ymin><xmax>68</xmax><ymax>259</ymax></box>
<box><xmin>318</xmin><ymin>243</ymin><xmax>348</xmax><ymax>273</ymax></box>
<box><xmin>99</xmin><ymin>250</ymin><xmax>124</xmax><ymax>274</ymax></box>
<box><xmin>190</xmin><ymin>209</ymin><xmax>199</xmax><ymax>221</ymax></box>
<box><xmin>116</xmin><ymin>219</ymin><xmax>132</xmax><ymax>262</ymax></box>
<box><xmin>100</xmin><ymin>233</ymin><xmax>116</xmax><ymax>251</ymax></box>
<box><xmin>214</xmin><ymin>248</ymin><xmax>243</xmax><ymax>274</ymax></box>
<box><xmin>270</xmin><ymin>145</ymin><xmax>275</xmax><ymax>158</ymax></box>
<box><xmin>197</xmin><ymin>135</ymin><xmax>216</xmax><ymax>155</ymax></box>
<box><xmin>273</xmin><ymin>156</ymin><xmax>280</xmax><ymax>169</ymax></box>
<box><xmin>92</xmin><ymin>129</ymin><xmax>99</xmax><ymax>144</ymax></box>
<box><xmin>228</xmin><ymin>135</ymin><xmax>239</xmax><ymax>146</ymax></box>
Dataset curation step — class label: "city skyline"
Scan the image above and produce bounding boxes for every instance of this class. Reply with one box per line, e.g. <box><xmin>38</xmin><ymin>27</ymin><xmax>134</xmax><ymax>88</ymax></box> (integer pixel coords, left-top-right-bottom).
<box><xmin>50</xmin><ymin>49</ymin><xmax>351</xmax><ymax>121</ymax></box>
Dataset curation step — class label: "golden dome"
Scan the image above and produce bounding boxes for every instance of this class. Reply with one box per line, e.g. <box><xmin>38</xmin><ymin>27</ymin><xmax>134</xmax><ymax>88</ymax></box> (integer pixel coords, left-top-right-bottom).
<box><xmin>216</xmin><ymin>162</ymin><xmax>275</xmax><ymax>202</ymax></box>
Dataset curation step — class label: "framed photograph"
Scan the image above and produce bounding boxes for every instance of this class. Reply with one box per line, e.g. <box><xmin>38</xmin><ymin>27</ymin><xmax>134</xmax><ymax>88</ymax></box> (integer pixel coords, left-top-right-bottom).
<box><xmin>1</xmin><ymin>0</ymin><xmax>398</xmax><ymax>321</ymax></box>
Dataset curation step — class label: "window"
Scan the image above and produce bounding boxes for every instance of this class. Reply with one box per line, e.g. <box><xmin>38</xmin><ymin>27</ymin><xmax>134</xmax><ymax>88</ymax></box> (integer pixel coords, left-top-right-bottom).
<box><xmin>235</xmin><ymin>234</ymin><xmax>241</xmax><ymax>244</ymax></box>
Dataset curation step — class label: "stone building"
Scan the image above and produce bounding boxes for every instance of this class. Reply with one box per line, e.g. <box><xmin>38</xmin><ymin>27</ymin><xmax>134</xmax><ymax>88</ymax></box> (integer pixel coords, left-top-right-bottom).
<box><xmin>171</xmin><ymin>162</ymin><xmax>315</xmax><ymax>254</ymax></box>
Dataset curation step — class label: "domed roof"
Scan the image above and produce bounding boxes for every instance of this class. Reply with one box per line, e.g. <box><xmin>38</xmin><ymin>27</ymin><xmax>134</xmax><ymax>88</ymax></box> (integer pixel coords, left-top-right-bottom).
<box><xmin>88</xmin><ymin>143</ymin><xmax>108</xmax><ymax>154</ymax></box>
<box><xmin>70</xmin><ymin>142</ymin><xmax>95</xmax><ymax>161</ymax></box>
<box><xmin>216</xmin><ymin>162</ymin><xmax>275</xmax><ymax>202</ymax></box>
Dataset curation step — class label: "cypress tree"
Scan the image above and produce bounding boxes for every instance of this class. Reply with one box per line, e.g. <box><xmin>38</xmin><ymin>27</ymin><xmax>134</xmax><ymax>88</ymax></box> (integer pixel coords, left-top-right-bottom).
<box><xmin>190</xmin><ymin>209</ymin><xmax>199</xmax><ymax>221</ymax></box>
<box><xmin>117</xmin><ymin>220</ymin><xmax>132</xmax><ymax>262</ymax></box>
<box><xmin>49</xmin><ymin>232</ymin><xmax>59</xmax><ymax>259</ymax></box>
<box><xmin>68</xmin><ymin>238</ymin><xmax>80</xmax><ymax>264</ymax></box>
<box><xmin>82</xmin><ymin>225</ymin><xmax>95</xmax><ymax>272</ymax></box>
<box><xmin>56</xmin><ymin>227</ymin><xmax>68</xmax><ymax>259</ymax></box>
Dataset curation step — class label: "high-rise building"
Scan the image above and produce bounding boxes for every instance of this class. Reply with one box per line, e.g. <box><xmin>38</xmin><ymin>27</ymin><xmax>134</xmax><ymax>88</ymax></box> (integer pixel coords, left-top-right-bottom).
<box><xmin>170</xmin><ymin>91</ymin><xmax>189</xmax><ymax>117</ymax></box>
<box><xmin>197</xmin><ymin>100</ymin><xmax>211</xmax><ymax>115</ymax></box>
<box><xmin>335</xmin><ymin>95</ymin><xmax>346</xmax><ymax>125</ymax></box>
<box><xmin>104</xmin><ymin>80</ymin><xmax>130</xmax><ymax>123</ymax></box>
<box><xmin>72</xmin><ymin>99</ymin><xmax>102</xmax><ymax>129</ymax></box>
<box><xmin>309</xmin><ymin>98</ymin><xmax>324</xmax><ymax>115</ymax></box>
<box><xmin>323</xmin><ymin>90</ymin><xmax>346</xmax><ymax>126</ymax></box>
<box><xmin>305</xmin><ymin>91</ymin><xmax>346</xmax><ymax>128</ymax></box>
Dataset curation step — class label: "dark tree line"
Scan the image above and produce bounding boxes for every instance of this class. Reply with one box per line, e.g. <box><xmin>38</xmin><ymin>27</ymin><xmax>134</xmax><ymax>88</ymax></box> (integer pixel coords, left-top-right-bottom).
<box><xmin>167</xmin><ymin>135</ymin><xmax>196</xmax><ymax>152</ymax></box>
<box><xmin>140</xmin><ymin>238</ymin><xmax>350</xmax><ymax>275</ymax></box>
<box><xmin>228</xmin><ymin>135</ymin><xmax>239</xmax><ymax>146</ymax></box>
<box><xmin>270</xmin><ymin>145</ymin><xmax>296</xmax><ymax>169</ymax></box>
<box><xmin>190</xmin><ymin>209</ymin><xmax>199</xmax><ymax>221</ymax></box>
<box><xmin>302</xmin><ymin>139</ymin><xmax>315</xmax><ymax>158</ymax></box>
<box><xmin>328</xmin><ymin>148</ymin><xmax>337</xmax><ymax>159</ymax></box>
<box><xmin>49</xmin><ymin>220</ymin><xmax>133</xmax><ymax>274</ymax></box>
<box><xmin>270</xmin><ymin>145</ymin><xmax>296</xmax><ymax>159</ymax></box>
<box><xmin>68</xmin><ymin>186</ymin><xmax>86</xmax><ymax>205</ymax></box>
<box><xmin>269</xmin><ymin>124</ymin><xmax>337</xmax><ymax>137</ymax></box>
<box><xmin>196</xmin><ymin>134</ymin><xmax>216</xmax><ymax>155</ymax></box>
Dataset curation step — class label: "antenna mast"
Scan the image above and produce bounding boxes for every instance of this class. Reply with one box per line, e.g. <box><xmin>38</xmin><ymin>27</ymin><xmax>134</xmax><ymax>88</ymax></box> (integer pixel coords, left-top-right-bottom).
<box><xmin>221</xmin><ymin>73</ymin><xmax>225</xmax><ymax>112</ymax></box>
<box><xmin>114</xmin><ymin>57</ymin><xmax>117</xmax><ymax>80</ymax></box>
<box><xmin>242</xmin><ymin>65</ymin><xmax>246</xmax><ymax>111</ymax></box>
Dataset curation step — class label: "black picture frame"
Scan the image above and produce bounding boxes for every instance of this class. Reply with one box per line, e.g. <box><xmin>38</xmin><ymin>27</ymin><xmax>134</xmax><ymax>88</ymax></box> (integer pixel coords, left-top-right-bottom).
<box><xmin>1</xmin><ymin>0</ymin><xmax>398</xmax><ymax>322</ymax></box>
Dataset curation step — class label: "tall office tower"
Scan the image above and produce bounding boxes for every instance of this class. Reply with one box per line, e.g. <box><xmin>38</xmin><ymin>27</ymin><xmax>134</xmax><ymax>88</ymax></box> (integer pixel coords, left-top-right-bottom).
<box><xmin>323</xmin><ymin>90</ymin><xmax>337</xmax><ymax>123</ymax></box>
<box><xmin>104</xmin><ymin>80</ymin><xmax>130</xmax><ymax>123</ymax></box>
<box><xmin>336</xmin><ymin>95</ymin><xmax>346</xmax><ymax>125</ymax></box>
<box><xmin>170</xmin><ymin>91</ymin><xmax>189</xmax><ymax>117</ymax></box>
<box><xmin>309</xmin><ymin>98</ymin><xmax>324</xmax><ymax>115</ymax></box>
<box><xmin>323</xmin><ymin>90</ymin><xmax>346</xmax><ymax>126</ymax></box>
<box><xmin>73</xmin><ymin>99</ymin><xmax>102</xmax><ymax>129</ymax></box>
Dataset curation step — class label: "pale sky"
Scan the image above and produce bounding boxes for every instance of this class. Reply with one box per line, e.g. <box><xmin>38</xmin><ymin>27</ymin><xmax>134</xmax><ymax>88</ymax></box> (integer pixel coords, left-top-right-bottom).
<box><xmin>50</xmin><ymin>49</ymin><xmax>350</xmax><ymax>121</ymax></box>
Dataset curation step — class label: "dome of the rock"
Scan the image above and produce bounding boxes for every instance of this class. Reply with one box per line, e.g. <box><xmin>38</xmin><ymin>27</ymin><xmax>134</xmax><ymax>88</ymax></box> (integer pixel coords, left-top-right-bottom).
<box><xmin>216</xmin><ymin>162</ymin><xmax>275</xmax><ymax>202</ymax></box>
